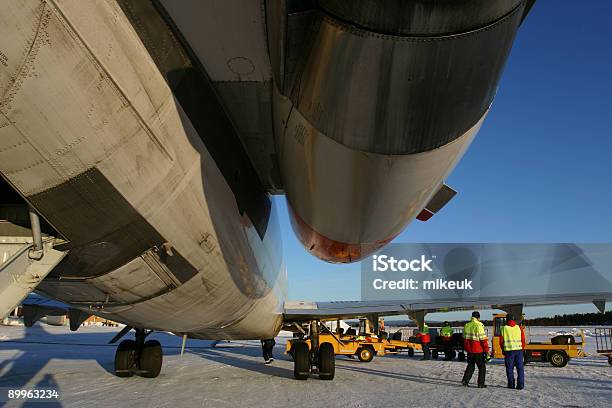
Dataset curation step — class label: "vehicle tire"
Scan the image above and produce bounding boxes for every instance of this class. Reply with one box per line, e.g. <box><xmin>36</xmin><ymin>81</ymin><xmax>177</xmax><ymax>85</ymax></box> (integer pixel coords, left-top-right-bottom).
<box><xmin>548</xmin><ymin>350</ymin><xmax>569</xmax><ymax>368</ymax></box>
<box><xmin>293</xmin><ymin>342</ymin><xmax>310</xmax><ymax>380</ymax></box>
<box><xmin>608</xmin><ymin>356</ymin><xmax>612</xmax><ymax>366</ymax></box>
<box><xmin>115</xmin><ymin>339</ymin><xmax>136</xmax><ymax>377</ymax></box>
<box><xmin>458</xmin><ymin>351</ymin><xmax>466</xmax><ymax>362</ymax></box>
<box><xmin>408</xmin><ymin>347</ymin><xmax>415</xmax><ymax>357</ymax></box>
<box><xmin>318</xmin><ymin>343</ymin><xmax>335</xmax><ymax>380</ymax></box>
<box><xmin>432</xmin><ymin>350</ymin><xmax>439</xmax><ymax>359</ymax></box>
<box><xmin>357</xmin><ymin>347</ymin><xmax>374</xmax><ymax>362</ymax></box>
<box><xmin>551</xmin><ymin>335</ymin><xmax>575</xmax><ymax>345</ymax></box>
<box><xmin>139</xmin><ymin>340</ymin><xmax>163</xmax><ymax>378</ymax></box>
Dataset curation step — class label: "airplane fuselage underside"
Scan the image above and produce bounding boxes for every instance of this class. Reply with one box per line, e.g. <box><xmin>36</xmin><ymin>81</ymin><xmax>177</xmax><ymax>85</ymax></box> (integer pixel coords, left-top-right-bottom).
<box><xmin>0</xmin><ymin>1</ymin><xmax>285</xmax><ymax>339</ymax></box>
<box><xmin>0</xmin><ymin>0</ymin><xmax>532</xmax><ymax>341</ymax></box>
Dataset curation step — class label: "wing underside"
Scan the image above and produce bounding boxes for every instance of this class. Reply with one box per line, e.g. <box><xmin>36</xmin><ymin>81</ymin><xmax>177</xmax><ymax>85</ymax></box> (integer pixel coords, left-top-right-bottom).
<box><xmin>284</xmin><ymin>295</ymin><xmax>611</xmax><ymax>323</ymax></box>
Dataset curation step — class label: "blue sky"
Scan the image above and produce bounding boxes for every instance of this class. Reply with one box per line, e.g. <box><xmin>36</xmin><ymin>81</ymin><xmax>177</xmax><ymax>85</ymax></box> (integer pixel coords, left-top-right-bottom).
<box><xmin>277</xmin><ymin>0</ymin><xmax>612</xmax><ymax>319</ymax></box>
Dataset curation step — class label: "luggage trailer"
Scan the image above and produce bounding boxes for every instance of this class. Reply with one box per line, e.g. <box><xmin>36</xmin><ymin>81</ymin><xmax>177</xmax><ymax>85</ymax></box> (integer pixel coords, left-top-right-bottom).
<box><xmin>491</xmin><ymin>314</ymin><xmax>587</xmax><ymax>367</ymax></box>
<box><xmin>594</xmin><ymin>327</ymin><xmax>612</xmax><ymax>366</ymax></box>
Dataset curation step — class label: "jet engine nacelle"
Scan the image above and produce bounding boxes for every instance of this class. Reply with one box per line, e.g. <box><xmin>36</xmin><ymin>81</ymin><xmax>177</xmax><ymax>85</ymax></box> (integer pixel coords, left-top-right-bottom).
<box><xmin>270</xmin><ymin>1</ymin><xmax>531</xmax><ymax>262</ymax></box>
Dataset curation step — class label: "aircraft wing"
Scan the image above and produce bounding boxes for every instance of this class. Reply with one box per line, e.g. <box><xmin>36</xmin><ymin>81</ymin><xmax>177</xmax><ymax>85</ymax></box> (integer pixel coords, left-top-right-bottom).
<box><xmin>284</xmin><ymin>301</ymin><xmax>412</xmax><ymax>322</ymax></box>
<box><xmin>284</xmin><ymin>294</ymin><xmax>611</xmax><ymax>323</ymax></box>
<box><xmin>284</xmin><ymin>243</ymin><xmax>612</xmax><ymax>323</ymax></box>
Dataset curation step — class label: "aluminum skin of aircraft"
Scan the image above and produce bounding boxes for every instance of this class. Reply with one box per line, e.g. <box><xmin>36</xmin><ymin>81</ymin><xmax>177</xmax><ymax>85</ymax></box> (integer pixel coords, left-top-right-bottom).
<box><xmin>0</xmin><ymin>0</ymin><xmax>536</xmax><ymax>345</ymax></box>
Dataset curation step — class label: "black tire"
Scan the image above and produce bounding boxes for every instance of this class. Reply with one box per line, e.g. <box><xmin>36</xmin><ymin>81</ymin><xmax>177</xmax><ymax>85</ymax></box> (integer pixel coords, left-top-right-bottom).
<box><xmin>357</xmin><ymin>347</ymin><xmax>374</xmax><ymax>362</ymax></box>
<box><xmin>608</xmin><ymin>356</ymin><xmax>612</xmax><ymax>366</ymax></box>
<box><xmin>444</xmin><ymin>350</ymin><xmax>457</xmax><ymax>360</ymax></box>
<box><xmin>293</xmin><ymin>342</ymin><xmax>310</xmax><ymax>380</ymax></box>
<box><xmin>318</xmin><ymin>343</ymin><xmax>335</xmax><ymax>380</ymax></box>
<box><xmin>408</xmin><ymin>347</ymin><xmax>415</xmax><ymax>357</ymax></box>
<box><xmin>115</xmin><ymin>340</ymin><xmax>136</xmax><ymax>377</ymax></box>
<box><xmin>548</xmin><ymin>350</ymin><xmax>569</xmax><ymax>368</ymax></box>
<box><xmin>458</xmin><ymin>351</ymin><xmax>466</xmax><ymax>362</ymax></box>
<box><xmin>551</xmin><ymin>335</ymin><xmax>575</xmax><ymax>345</ymax></box>
<box><xmin>432</xmin><ymin>350</ymin><xmax>439</xmax><ymax>359</ymax></box>
<box><xmin>139</xmin><ymin>340</ymin><xmax>163</xmax><ymax>378</ymax></box>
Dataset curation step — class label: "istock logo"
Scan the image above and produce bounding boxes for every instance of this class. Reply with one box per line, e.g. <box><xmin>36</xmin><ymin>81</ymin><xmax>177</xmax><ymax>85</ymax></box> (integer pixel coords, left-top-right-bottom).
<box><xmin>372</xmin><ymin>254</ymin><xmax>434</xmax><ymax>272</ymax></box>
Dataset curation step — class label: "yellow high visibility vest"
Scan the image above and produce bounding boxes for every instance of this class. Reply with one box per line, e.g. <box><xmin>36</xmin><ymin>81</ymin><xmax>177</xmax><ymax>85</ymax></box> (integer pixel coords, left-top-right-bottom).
<box><xmin>463</xmin><ymin>318</ymin><xmax>487</xmax><ymax>341</ymax></box>
<box><xmin>502</xmin><ymin>325</ymin><xmax>523</xmax><ymax>351</ymax></box>
<box><xmin>440</xmin><ymin>326</ymin><xmax>453</xmax><ymax>337</ymax></box>
<box><xmin>420</xmin><ymin>323</ymin><xmax>429</xmax><ymax>335</ymax></box>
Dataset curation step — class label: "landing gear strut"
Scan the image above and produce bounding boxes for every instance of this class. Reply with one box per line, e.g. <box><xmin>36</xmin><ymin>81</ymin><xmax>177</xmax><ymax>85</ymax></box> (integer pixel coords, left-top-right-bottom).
<box><xmin>292</xmin><ymin>320</ymin><xmax>335</xmax><ymax>380</ymax></box>
<box><xmin>114</xmin><ymin>328</ymin><xmax>163</xmax><ymax>378</ymax></box>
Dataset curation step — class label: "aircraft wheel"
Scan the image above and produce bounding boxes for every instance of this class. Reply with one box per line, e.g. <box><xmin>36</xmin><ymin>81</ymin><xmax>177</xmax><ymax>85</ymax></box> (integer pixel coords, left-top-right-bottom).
<box><xmin>408</xmin><ymin>347</ymin><xmax>415</xmax><ymax>357</ymax></box>
<box><xmin>432</xmin><ymin>350</ymin><xmax>439</xmax><ymax>359</ymax></box>
<box><xmin>139</xmin><ymin>340</ymin><xmax>163</xmax><ymax>378</ymax></box>
<box><xmin>548</xmin><ymin>350</ymin><xmax>568</xmax><ymax>368</ymax></box>
<box><xmin>293</xmin><ymin>342</ymin><xmax>310</xmax><ymax>380</ymax></box>
<box><xmin>458</xmin><ymin>351</ymin><xmax>466</xmax><ymax>362</ymax></box>
<box><xmin>357</xmin><ymin>347</ymin><xmax>374</xmax><ymax>362</ymax></box>
<box><xmin>318</xmin><ymin>343</ymin><xmax>335</xmax><ymax>380</ymax></box>
<box><xmin>115</xmin><ymin>339</ymin><xmax>136</xmax><ymax>377</ymax></box>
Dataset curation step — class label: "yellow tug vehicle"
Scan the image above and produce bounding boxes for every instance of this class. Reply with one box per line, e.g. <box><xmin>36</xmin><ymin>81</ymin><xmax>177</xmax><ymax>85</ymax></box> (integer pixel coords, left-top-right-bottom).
<box><xmin>286</xmin><ymin>318</ymin><xmax>422</xmax><ymax>362</ymax></box>
<box><xmin>491</xmin><ymin>314</ymin><xmax>586</xmax><ymax>367</ymax></box>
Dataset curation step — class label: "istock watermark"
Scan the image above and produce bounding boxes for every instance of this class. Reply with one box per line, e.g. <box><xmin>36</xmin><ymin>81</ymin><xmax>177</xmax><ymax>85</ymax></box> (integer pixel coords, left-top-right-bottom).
<box><xmin>372</xmin><ymin>254</ymin><xmax>433</xmax><ymax>272</ymax></box>
<box><xmin>364</xmin><ymin>248</ymin><xmax>473</xmax><ymax>299</ymax></box>
<box><xmin>361</xmin><ymin>243</ymin><xmax>612</xmax><ymax>302</ymax></box>
<box><xmin>371</xmin><ymin>253</ymin><xmax>473</xmax><ymax>290</ymax></box>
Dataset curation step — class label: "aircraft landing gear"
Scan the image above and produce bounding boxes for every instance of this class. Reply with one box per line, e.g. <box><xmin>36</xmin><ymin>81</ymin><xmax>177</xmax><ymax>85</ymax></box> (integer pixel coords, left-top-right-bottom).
<box><xmin>318</xmin><ymin>343</ymin><xmax>335</xmax><ymax>380</ymax></box>
<box><xmin>114</xmin><ymin>328</ymin><xmax>163</xmax><ymax>378</ymax></box>
<box><xmin>293</xmin><ymin>342</ymin><xmax>310</xmax><ymax>380</ymax></box>
<box><xmin>292</xmin><ymin>320</ymin><xmax>335</xmax><ymax>380</ymax></box>
<box><xmin>115</xmin><ymin>339</ymin><xmax>136</xmax><ymax>377</ymax></box>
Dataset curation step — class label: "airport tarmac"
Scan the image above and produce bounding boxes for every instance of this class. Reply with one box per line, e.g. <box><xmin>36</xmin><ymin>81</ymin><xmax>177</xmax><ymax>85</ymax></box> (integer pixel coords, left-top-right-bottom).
<box><xmin>0</xmin><ymin>325</ymin><xmax>610</xmax><ymax>408</ymax></box>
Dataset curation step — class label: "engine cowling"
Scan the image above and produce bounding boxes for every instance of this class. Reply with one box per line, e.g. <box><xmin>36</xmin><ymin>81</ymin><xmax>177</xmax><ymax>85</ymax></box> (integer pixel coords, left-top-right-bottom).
<box><xmin>272</xmin><ymin>1</ymin><xmax>530</xmax><ymax>262</ymax></box>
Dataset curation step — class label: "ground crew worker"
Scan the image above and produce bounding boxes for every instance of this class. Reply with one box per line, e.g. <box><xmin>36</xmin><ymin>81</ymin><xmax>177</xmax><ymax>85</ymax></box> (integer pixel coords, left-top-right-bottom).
<box><xmin>416</xmin><ymin>322</ymin><xmax>431</xmax><ymax>360</ymax></box>
<box><xmin>501</xmin><ymin>314</ymin><xmax>526</xmax><ymax>390</ymax></box>
<box><xmin>461</xmin><ymin>311</ymin><xmax>489</xmax><ymax>388</ymax></box>
<box><xmin>261</xmin><ymin>338</ymin><xmax>276</xmax><ymax>364</ymax></box>
<box><xmin>440</xmin><ymin>321</ymin><xmax>454</xmax><ymax>361</ymax></box>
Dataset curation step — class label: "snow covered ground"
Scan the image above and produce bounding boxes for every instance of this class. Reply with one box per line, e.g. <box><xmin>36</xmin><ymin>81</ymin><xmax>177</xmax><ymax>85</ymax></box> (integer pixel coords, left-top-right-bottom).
<box><xmin>0</xmin><ymin>324</ymin><xmax>610</xmax><ymax>408</ymax></box>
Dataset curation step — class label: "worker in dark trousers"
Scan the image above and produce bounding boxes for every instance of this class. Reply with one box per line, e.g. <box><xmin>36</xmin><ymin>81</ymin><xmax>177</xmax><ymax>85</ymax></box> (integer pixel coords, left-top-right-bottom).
<box><xmin>261</xmin><ymin>338</ymin><xmax>276</xmax><ymax>364</ymax></box>
<box><xmin>440</xmin><ymin>321</ymin><xmax>454</xmax><ymax>360</ymax></box>
<box><xmin>501</xmin><ymin>314</ymin><xmax>526</xmax><ymax>389</ymax></box>
<box><xmin>416</xmin><ymin>322</ymin><xmax>431</xmax><ymax>360</ymax></box>
<box><xmin>461</xmin><ymin>311</ymin><xmax>489</xmax><ymax>388</ymax></box>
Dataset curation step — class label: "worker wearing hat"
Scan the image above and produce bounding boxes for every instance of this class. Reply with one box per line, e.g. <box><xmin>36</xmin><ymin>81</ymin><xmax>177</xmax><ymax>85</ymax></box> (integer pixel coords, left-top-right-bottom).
<box><xmin>461</xmin><ymin>311</ymin><xmax>489</xmax><ymax>388</ymax></box>
<box><xmin>501</xmin><ymin>314</ymin><xmax>526</xmax><ymax>389</ymax></box>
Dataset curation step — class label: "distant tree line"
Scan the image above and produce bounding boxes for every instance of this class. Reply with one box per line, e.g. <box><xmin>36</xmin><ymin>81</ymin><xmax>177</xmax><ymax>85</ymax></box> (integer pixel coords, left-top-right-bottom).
<box><xmin>452</xmin><ymin>311</ymin><xmax>611</xmax><ymax>327</ymax></box>
<box><xmin>522</xmin><ymin>311</ymin><xmax>612</xmax><ymax>326</ymax></box>
<box><xmin>354</xmin><ymin>311</ymin><xmax>612</xmax><ymax>327</ymax></box>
